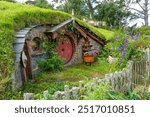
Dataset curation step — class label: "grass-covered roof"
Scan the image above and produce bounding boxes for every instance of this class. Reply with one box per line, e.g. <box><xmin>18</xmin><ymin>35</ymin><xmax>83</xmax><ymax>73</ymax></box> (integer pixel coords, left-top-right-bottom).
<box><xmin>0</xmin><ymin>1</ymin><xmax>115</xmax><ymax>84</ymax></box>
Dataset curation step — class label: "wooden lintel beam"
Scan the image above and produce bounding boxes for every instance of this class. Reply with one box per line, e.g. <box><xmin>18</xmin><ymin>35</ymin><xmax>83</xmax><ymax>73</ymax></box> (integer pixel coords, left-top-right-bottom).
<box><xmin>75</xmin><ymin>24</ymin><xmax>105</xmax><ymax>46</ymax></box>
<box><xmin>75</xmin><ymin>25</ymin><xmax>87</xmax><ymax>39</ymax></box>
<box><xmin>87</xmin><ymin>32</ymin><xmax>105</xmax><ymax>45</ymax></box>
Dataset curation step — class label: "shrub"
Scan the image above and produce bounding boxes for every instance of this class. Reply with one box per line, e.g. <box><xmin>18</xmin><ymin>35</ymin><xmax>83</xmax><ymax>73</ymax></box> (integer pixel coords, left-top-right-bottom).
<box><xmin>37</xmin><ymin>40</ymin><xmax>64</xmax><ymax>72</ymax></box>
<box><xmin>37</xmin><ymin>53</ymin><xmax>63</xmax><ymax>71</ymax></box>
<box><xmin>83</xmin><ymin>82</ymin><xmax>111</xmax><ymax>100</ymax></box>
<box><xmin>34</xmin><ymin>81</ymin><xmax>65</xmax><ymax>100</ymax></box>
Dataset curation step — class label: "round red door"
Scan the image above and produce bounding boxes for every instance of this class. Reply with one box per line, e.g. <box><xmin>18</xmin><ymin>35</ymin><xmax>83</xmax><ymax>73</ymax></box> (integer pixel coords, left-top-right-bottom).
<box><xmin>56</xmin><ymin>35</ymin><xmax>74</xmax><ymax>64</ymax></box>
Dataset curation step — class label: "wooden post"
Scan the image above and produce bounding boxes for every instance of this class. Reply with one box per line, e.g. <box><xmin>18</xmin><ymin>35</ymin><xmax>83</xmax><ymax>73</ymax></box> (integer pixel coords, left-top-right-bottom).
<box><xmin>122</xmin><ymin>69</ymin><xmax>127</xmax><ymax>92</ymax></box>
<box><xmin>114</xmin><ymin>71</ymin><xmax>119</xmax><ymax>91</ymax></box>
<box><xmin>54</xmin><ymin>91</ymin><xmax>64</xmax><ymax>100</ymax></box>
<box><xmin>43</xmin><ymin>90</ymin><xmax>49</xmax><ymax>99</ymax></box>
<box><xmin>118</xmin><ymin>71</ymin><xmax>123</xmax><ymax>91</ymax></box>
<box><xmin>93</xmin><ymin>77</ymin><xmax>99</xmax><ymax>85</ymax></box>
<box><xmin>109</xmin><ymin>73</ymin><xmax>113</xmax><ymax>82</ymax></box>
<box><xmin>72</xmin><ymin>87</ymin><xmax>78</xmax><ymax>100</ymax></box>
<box><xmin>128</xmin><ymin>61</ymin><xmax>133</xmax><ymax>91</ymax></box>
<box><xmin>98</xmin><ymin>79</ymin><xmax>103</xmax><ymax>84</ymax></box>
<box><xmin>111</xmin><ymin>73</ymin><xmax>115</xmax><ymax>90</ymax></box>
<box><xmin>79</xmin><ymin>81</ymin><xmax>84</xmax><ymax>89</ymax></box>
<box><xmin>24</xmin><ymin>93</ymin><xmax>34</xmax><ymax>100</ymax></box>
<box><xmin>146</xmin><ymin>47</ymin><xmax>150</xmax><ymax>80</ymax></box>
<box><xmin>64</xmin><ymin>85</ymin><xmax>70</xmax><ymax>100</ymax></box>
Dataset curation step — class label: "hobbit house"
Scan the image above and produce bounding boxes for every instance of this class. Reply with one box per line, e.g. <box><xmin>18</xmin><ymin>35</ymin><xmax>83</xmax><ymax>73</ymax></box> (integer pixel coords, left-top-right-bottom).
<box><xmin>13</xmin><ymin>18</ymin><xmax>106</xmax><ymax>87</ymax></box>
<box><xmin>0</xmin><ymin>1</ymin><xmax>115</xmax><ymax>89</ymax></box>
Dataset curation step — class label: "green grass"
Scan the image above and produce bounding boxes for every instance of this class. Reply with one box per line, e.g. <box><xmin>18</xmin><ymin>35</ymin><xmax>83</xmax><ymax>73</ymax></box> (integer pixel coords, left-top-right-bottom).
<box><xmin>6</xmin><ymin>58</ymin><xmax>118</xmax><ymax>99</ymax></box>
<box><xmin>21</xmin><ymin>58</ymin><xmax>119</xmax><ymax>95</ymax></box>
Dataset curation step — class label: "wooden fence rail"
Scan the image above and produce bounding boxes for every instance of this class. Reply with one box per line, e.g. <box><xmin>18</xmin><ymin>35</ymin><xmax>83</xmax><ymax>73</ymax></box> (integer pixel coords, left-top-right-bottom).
<box><xmin>24</xmin><ymin>47</ymin><xmax>150</xmax><ymax>100</ymax></box>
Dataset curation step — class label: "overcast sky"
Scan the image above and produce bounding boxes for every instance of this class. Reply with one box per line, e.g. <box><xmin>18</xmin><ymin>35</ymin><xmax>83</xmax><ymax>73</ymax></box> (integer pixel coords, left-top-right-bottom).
<box><xmin>15</xmin><ymin>0</ymin><xmax>149</xmax><ymax>27</ymax></box>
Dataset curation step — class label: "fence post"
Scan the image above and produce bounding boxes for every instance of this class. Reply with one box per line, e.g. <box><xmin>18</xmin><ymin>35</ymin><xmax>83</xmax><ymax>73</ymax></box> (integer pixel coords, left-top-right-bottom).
<box><xmin>93</xmin><ymin>77</ymin><xmax>99</xmax><ymax>85</ymax></box>
<box><xmin>72</xmin><ymin>87</ymin><xmax>78</xmax><ymax>100</ymax></box>
<box><xmin>122</xmin><ymin>68</ymin><xmax>127</xmax><ymax>92</ymax></box>
<box><xmin>98</xmin><ymin>79</ymin><xmax>103</xmax><ymax>84</ymax></box>
<box><xmin>111</xmin><ymin>73</ymin><xmax>115</xmax><ymax>90</ymax></box>
<box><xmin>114</xmin><ymin>71</ymin><xmax>119</xmax><ymax>91</ymax></box>
<box><xmin>64</xmin><ymin>85</ymin><xmax>70</xmax><ymax>100</ymax></box>
<box><xmin>43</xmin><ymin>90</ymin><xmax>49</xmax><ymax>99</ymax></box>
<box><xmin>146</xmin><ymin>47</ymin><xmax>150</xmax><ymax>79</ymax></box>
<box><xmin>79</xmin><ymin>81</ymin><xmax>84</xmax><ymax>89</ymax></box>
<box><xmin>128</xmin><ymin>61</ymin><xmax>133</xmax><ymax>91</ymax></box>
<box><xmin>118</xmin><ymin>71</ymin><xmax>123</xmax><ymax>91</ymax></box>
<box><xmin>54</xmin><ymin>91</ymin><xmax>64</xmax><ymax>100</ymax></box>
<box><xmin>24</xmin><ymin>93</ymin><xmax>34</xmax><ymax>100</ymax></box>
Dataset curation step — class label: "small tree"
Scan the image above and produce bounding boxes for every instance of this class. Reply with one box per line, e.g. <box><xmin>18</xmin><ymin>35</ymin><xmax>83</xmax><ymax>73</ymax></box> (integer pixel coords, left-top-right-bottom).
<box><xmin>96</xmin><ymin>1</ymin><xmax>131</xmax><ymax>28</ymax></box>
<box><xmin>34</xmin><ymin>0</ymin><xmax>53</xmax><ymax>9</ymax></box>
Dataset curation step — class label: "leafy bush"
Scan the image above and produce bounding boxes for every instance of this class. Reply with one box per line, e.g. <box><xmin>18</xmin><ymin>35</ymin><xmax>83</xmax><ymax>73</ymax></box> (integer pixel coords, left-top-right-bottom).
<box><xmin>83</xmin><ymin>82</ymin><xmax>111</xmax><ymax>100</ymax></box>
<box><xmin>37</xmin><ymin>54</ymin><xmax>63</xmax><ymax>71</ymax></box>
<box><xmin>34</xmin><ymin>81</ymin><xmax>64</xmax><ymax>100</ymax></box>
<box><xmin>37</xmin><ymin>40</ymin><xmax>63</xmax><ymax>71</ymax></box>
<box><xmin>101</xmin><ymin>27</ymin><xmax>149</xmax><ymax>69</ymax></box>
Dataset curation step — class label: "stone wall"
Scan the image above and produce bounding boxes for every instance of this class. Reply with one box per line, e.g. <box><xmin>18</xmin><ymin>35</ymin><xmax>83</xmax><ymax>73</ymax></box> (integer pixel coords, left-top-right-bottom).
<box><xmin>66</xmin><ymin>36</ymin><xmax>101</xmax><ymax>66</ymax></box>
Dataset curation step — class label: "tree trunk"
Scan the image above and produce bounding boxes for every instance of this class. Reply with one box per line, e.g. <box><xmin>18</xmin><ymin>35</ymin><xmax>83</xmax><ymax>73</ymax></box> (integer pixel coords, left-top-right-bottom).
<box><xmin>144</xmin><ymin>13</ymin><xmax>149</xmax><ymax>26</ymax></box>
<box><xmin>144</xmin><ymin>0</ymin><xmax>149</xmax><ymax>26</ymax></box>
<box><xmin>87</xmin><ymin>0</ymin><xmax>94</xmax><ymax>19</ymax></box>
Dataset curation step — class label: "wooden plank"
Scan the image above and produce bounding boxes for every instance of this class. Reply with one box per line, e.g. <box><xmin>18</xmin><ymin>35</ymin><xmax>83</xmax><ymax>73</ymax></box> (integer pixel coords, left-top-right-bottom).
<box><xmin>75</xmin><ymin>25</ymin><xmax>88</xmax><ymax>39</ymax></box>
<box><xmin>75</xmin><ymin>24</ymin><xmax>106</xmax><ymax>46</ymax></box>
<box><xmin>46</xmin><ymin>19</ymin><xmax>73</xmax><ymax>32</ymax></box>
<box><xmin>87</xmin><ymin>32</ymin><xmax>105</xmax><ymax>45</ymax></box>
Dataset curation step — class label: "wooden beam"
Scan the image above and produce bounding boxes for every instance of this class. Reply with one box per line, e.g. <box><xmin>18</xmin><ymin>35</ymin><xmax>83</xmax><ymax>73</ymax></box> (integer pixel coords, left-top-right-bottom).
<box><xmin>75</xmin><ymin>24</ymin><xmax>105</xmax><ymax>45</ymax></box>
<box><xmin>75</xmin><ymin>25</ymin><xmax>88</xmax><ymax>39</ymax></box>
<box><xmin>87</xmin><ymin>32</ymin><xmax>105</xmax><ymax>45</ymax></box>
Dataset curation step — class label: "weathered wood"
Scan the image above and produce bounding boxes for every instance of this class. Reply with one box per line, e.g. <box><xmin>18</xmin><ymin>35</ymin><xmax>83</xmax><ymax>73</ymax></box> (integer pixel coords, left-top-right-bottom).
<box><xmin>46</xmin><ymin>19</ymin><xmax>73</xmax><ymax>32</ymax></box>
<box><xmin>87</xmin><ymin>32</ymin><xmax>105</xmax><ymax>45</ymax></box>
<box><xmin>93</xmin><ymin>77</ymin><xmax>99</xmax><ymax>85</ymax></box>
<box><xmin>54</xmin><ymin>91</ymin><xmax>64</xmax><ymax>100</ymax></box>
<box><xmin>72</xmin><ymin>87</ymin><xmax>78</xmax><ymax>100</ymax></box>
<box><xmin>79</xmin><ymin>81</ymin><xmax>84</xmax><ymax>89</ymax></box>
<box><xmin>98</xmin><ymin>79</ymin><xmax>103</xmax><ymax>84</ymax></box>
<box><xmin>111</xmin><ymin>75</ymin><xmax>115</xmax><ymax>90</ymax></box>
<box><xmin>114</xmin><ymin>71</ymin><xmax>119</xmax><ymax>91</ymax></box>
<box><xmin>24</xmin><ymin>93</ymin><xmax>34</xmax><ymax>100</ymax></box>
<box><xmin>64</xmin><ymin>85</ymin><xmax>70</xmax><ymax>100</ymax></box>
<box><xmin>75</xmin><ymin>24</ymin><xmax>105</xmax><ymax>46</ymax></box>
<box><xmin>128</xmin><ymin>61</ymin><xmax>133</xmax><ymax>90</ymax></box>
<box><xmin>43</xmin><ymin>90</ymin><xmax>49</xmax><ymax>99</ymax></box>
